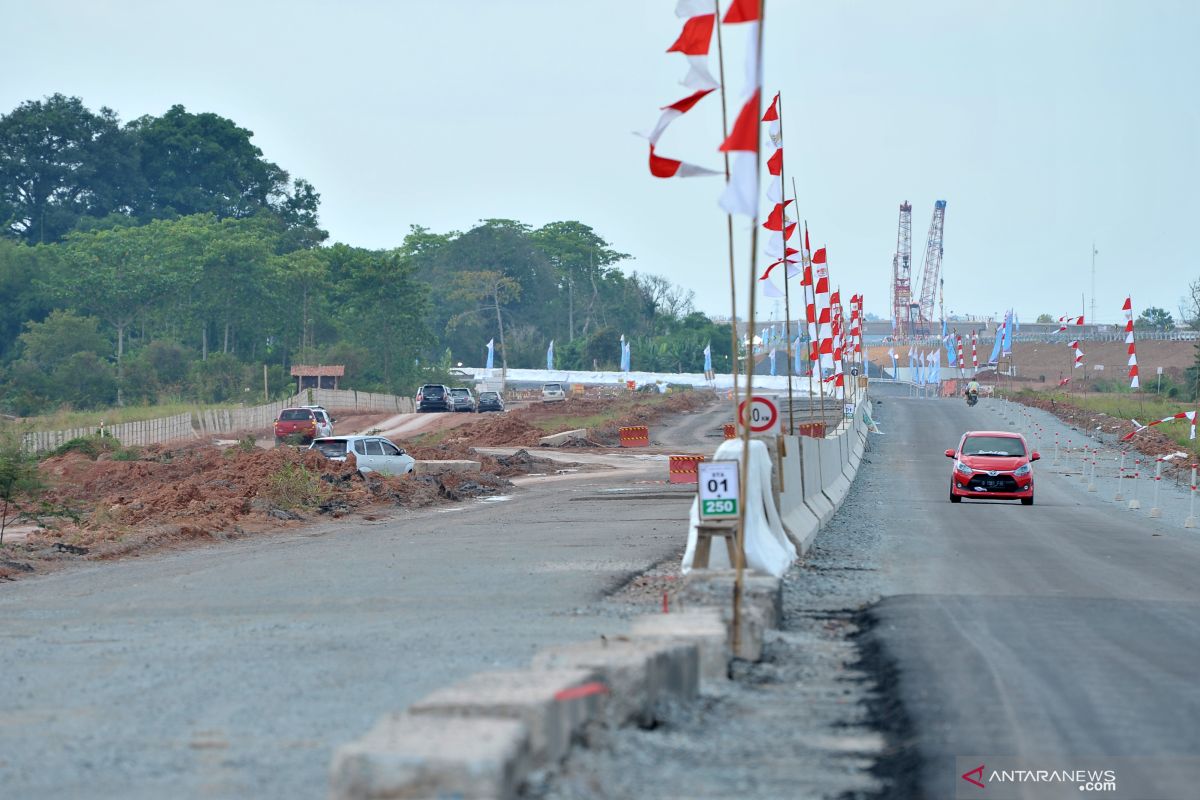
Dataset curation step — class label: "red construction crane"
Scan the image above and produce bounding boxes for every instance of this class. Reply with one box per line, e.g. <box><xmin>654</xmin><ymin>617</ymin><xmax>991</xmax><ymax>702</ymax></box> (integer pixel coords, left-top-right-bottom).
<box><xmin>890</xmin><ymin>202</ymin><xmax>913</xmax><ymax>338</ymax></box>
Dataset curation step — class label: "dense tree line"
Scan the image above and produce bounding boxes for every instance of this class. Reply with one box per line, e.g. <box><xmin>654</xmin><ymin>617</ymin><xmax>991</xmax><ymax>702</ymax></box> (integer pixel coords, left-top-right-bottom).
<box><xmin>0</xmin><ymin>95</ymin><xmax>728</xmax><ymax>415</ymax></box>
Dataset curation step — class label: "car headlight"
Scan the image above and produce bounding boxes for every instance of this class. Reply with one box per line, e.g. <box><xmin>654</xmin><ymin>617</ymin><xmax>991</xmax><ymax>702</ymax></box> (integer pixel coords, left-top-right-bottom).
<box><xmin>1014</xmin><ymin>463</ymin><xmax>1031</xmax><ymax>476</ymax></box>
<box><xmin>955</xmin><ymin>462</ymin><xmax>973</xmax><ymax>476</ymax></box>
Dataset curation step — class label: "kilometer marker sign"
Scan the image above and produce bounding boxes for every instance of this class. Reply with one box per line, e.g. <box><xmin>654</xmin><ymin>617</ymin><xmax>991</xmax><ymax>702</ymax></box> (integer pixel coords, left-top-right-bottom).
<box><xmin>698</xmin><ymin>461</ymin><xmax>740</xmax><ymax>519</ymax></box>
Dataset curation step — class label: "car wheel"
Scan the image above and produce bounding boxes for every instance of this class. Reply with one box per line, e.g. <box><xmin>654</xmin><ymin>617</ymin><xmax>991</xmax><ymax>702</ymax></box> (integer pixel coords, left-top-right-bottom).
<box><xmin>950</xmin><ymin>492</ymin><xmax>962</xmax><ymax>503</ymax></box>
<box><xmin>1021</xmin><ymin>496</ymin><xmax>1034</xmax><ymax>506</ymax></box>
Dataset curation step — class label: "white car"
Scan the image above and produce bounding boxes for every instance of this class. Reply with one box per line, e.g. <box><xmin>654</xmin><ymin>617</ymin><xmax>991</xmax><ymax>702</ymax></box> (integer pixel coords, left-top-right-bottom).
<box><xmin>309</xmin><ymin>435</ymin><xmax>415</xmax><ymax>476</ymax></box>
<box><xmin>302</xmin><ymin>405</ymin><xmax>335</xmax><ymax>438</ymax></box>
<box><xmin>542</xmin><ymin>382</ymin><xmax>566</xmax><ymax>402</ymax></box>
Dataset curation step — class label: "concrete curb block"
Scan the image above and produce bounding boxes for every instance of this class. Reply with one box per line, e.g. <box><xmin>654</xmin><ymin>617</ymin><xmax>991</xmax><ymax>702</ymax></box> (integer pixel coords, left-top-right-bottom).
<box><xmin>628</xmin><ymin>607</ymin><xmax>730</xmax><ymax>685</ymax></box>
<box><xmin>330</xmin><ymin>713</ymin><xmax>530</xmax><ymax>800</ymax></box>
<box><xmin>538</xmin><ymin>429</ymin><xmax>589</xmax><ymax>446</ymax></box>
<box><xmin>531</xmin><ymin>639</ymin><xmax>699</xmax><ymax>727</ymax></box>
<box><xmin>408</xmin><ymin>668</ymin><xmax>604</xmax><ymax>768</ymax></box>
<box><xmin>412</xmin><ymin>459</ymin><xmax>481</xmax><ymax>475</ymax></box>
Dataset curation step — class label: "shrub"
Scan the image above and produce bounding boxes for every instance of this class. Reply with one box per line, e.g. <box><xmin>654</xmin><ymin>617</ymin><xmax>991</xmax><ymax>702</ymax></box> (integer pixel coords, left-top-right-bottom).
<box><xmin>264</xmin><ymin>462</ymin><xmax>328</xmax><ymax>510</ymax></box>
<box><xmin>49</xmin><ymin>432</ymin><xmax>120</xmax><ymax>459</ymax></box>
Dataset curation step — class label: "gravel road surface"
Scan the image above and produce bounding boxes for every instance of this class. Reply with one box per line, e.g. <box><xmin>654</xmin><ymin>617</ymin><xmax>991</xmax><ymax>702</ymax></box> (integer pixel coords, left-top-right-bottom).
<box><xmin>0</xmin><ymin>450</ymin><xmax>695</xmax><ymax>799</ymax></box>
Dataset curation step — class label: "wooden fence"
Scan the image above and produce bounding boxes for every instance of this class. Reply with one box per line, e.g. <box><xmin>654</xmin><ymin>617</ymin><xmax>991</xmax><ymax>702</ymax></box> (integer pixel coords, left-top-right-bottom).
<box><xmin>21</xmin><ymin>389</ymin><xmax>414</xmax><ymax>454</ymax></box>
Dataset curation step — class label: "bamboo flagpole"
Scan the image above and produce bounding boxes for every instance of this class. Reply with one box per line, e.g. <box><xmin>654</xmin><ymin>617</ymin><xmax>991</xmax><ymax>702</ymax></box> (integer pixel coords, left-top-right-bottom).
<box><xmin>769</xmin><ymin>92</ymin><xmax>796</xmax><ymax>435</ymax></box>
<box><xmin>714</xmin><ymin>0</ymin><xmax>741</xmax><ymax>418</ymax></box>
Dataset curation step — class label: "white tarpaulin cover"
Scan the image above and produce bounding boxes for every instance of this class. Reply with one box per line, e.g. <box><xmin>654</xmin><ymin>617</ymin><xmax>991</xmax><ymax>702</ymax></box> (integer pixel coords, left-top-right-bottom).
<box><xmin>457</xmin><ymin>367</ymin><xmax>835</xmax><ymax>395</ymax></box>
<box><xmin>681</xmin><ymin>439</ymin><xmax>796</xmax><ymax>577</ymax></box>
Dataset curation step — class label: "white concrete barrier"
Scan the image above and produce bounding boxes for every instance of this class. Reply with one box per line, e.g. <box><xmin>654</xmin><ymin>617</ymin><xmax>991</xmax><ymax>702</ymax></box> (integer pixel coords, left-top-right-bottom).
<box><xmin>778</xmin><ymin>435</ymin><xmax>822</xmax><ymax>553</ymax></box>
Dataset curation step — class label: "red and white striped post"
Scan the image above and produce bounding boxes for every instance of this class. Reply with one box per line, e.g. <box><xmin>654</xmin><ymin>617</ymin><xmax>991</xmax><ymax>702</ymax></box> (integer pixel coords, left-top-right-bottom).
<box><xmin>1128</xmin><ymin>458</ymin><xmax>1142</xmax><ymax>510</ymax></box>
<box><xmin>1114</xmin><ymin>451</ymin><xmax>1126</xmax><ymax>502</ymax></box>
<box><xmin>1186</xmin><ymin>463</ymin><xmax>1197</xmax><ymax>529</ymax></box>
<box><xmin>1149</xmin><ymin>457</ymin><xmax>1163</xmax><ymax>518</ymax></box>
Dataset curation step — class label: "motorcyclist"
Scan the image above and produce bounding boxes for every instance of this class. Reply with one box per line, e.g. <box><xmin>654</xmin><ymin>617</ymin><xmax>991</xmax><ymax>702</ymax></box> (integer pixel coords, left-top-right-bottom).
<box><xmin>964</xmin><ymin>379</ymin><xmax>980</xmax><ymax>404</ymax></box>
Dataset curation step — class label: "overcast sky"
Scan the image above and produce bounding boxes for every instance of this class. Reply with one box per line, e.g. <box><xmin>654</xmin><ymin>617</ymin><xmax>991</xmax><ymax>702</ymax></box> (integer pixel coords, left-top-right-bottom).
<box><xmin>4</xmin><ymin>0</ymin><xmax>1197</xmax><ymax>325</ymax></box>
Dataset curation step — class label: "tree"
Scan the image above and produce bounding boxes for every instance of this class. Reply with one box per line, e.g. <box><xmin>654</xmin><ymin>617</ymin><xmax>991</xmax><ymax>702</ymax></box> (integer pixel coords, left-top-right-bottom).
<box><xmin>448</xmin><ymin>271</ymin><xmax>522</xmax><ymax>373</ymax></box>
<box><xmin>1036</xmin><ymin>313</ymin><xmax>1054</xmax><ymax>324</ymax></box>
<box><xmin>127</xmin><ymin>105</ymin><xmax>291</xmax><ymax>220</ymax></box>
<box><xmin>531</xmin><ymin>221</ymin><xmax>629</xmax><ymax>341</ymax></box>
<box><xmin>0</xmin><ymin>94</ymin><xmax>138</xmax><ymax>244</ymax></box>
<box><xmin>49</xmin><ymin>218</ymin><xmax>202</xmax><ymax>402</ymax></box>
<box><xmin>17</xmin><ymin>309</ymin><xmax>110</xmax><ymax>368</ymax></box>
<box><xmin>1180</xmin><ymin>278</ymin><xmax>1200</xmax><ymax>331</ymax></box>
<box><xmin>0</xmin><ymin>423</ymin><xmax>42</xmax><ymax>546</ymax></box>
<box><xmin>1136</xmin><ymin>307</ymin><xmax>1174</xmax><ymax>332</ymax></box>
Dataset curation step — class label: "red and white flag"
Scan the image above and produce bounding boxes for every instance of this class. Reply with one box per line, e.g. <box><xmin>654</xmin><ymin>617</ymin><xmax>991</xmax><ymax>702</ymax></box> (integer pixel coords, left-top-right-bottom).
<box><xmin>811</xmin><ymin>238</ymin><xmax>834</xmax><ymax>371</ymax></box>
<box><xmin>666</xmin><ymin>12</ymin><xmax>718</xmax><ymax>90</ymax></box>
<box><xmin>971</xmin><ymin>330</ymin><xmax>978</xmax><ymax>374</ymax></box>
<box><xmin>1068</xmin><ymin>339</ymin><xmax>1084</xmax><ymax>368</ymax></box>
<box><xmin>1121</xmin><ymin>411</ymin><xmax>1197</xmax><ymax>441</ymax></box>
<box><xmin>956</xmin><ymin>334</ymin><xmax>964</xmax><ymax>376</ymax></box>
<box><xmin>1123</xmin><ymin>296</ymin><xmax>1138</xmax><ymax>388</ymax></box>
<box><xmin>648</xmin><ymin>146</ymin><xmax>720</xmax><ymax>178</ymax></box>
<box><xmin>717</xmin><ymin>1</ymin><xmax>761</xmax><ymax>219</ymax></box>
<box><xmin>641</xmin><ymin>89</ymin><xmax>715</xmax><ymax>146</ymax></box>
<box><xmin>1057</xmin><ymin>315</ymin><xmax>1084</xmax><ymax>333</ymax></box>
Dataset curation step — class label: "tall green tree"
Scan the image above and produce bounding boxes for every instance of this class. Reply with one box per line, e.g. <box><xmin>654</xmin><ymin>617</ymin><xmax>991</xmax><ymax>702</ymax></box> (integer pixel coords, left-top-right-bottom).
<box><xmin>0</xmin><ymin>94</ymin><xmax>139</xmax><ymax>244</ymax></box>
<box><xmin>49</xmin><ymin>219</ymin><xmax>202</xmax><ymax>402</ymax></box>
<box><xmin>531</xmin><ymin>221</ymin><xmax>629</xmax><ymax>341</ymax></box>
<box><xmin>1136</xmin><ymin>307</ymin><xmax>1175</xmax><ymax>332</ymax></box>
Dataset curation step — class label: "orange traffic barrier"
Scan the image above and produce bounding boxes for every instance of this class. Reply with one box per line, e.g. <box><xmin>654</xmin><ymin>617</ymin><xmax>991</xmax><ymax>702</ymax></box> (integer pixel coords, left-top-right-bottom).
<box><xmin>796</xmin><ymin>422</ymin><xmax>826</xmax><ymax>438</ymax></box>
<box><xmin>723</xmin><ymin>423</ymin><xmax>736</xmax><ymax>440</ymax></box>
<box><xmin>668</xmin><ymin>454</ymin><xmax>705</xmax><ymax>484</ymax></box>
<box><xmin>618</xmin><ymin>425</ymin><xmax>650</xmax><ymax>447</ymax></box>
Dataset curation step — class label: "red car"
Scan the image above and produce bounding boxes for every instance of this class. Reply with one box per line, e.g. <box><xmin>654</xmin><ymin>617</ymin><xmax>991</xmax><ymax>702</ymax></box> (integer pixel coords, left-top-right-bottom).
<box><xmin>945</xmin><ymin>430</ymin><xmax>1040</xmax><ymax>505</ymax></box>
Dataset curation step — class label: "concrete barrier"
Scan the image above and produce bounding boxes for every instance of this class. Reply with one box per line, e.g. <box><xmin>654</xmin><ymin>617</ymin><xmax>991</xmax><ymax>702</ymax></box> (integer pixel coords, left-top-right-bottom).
<box><xmin>778</xmin><ymin>435</ymin><xmax>822</xmax><ymax>553</ymax></box>
<box><xmin>538</xmin><ymin>429</ymin><xmax>588</xmax><ymax>446</ymax></box>
<box><xmin>330</xmin><ymin>714</ymin><xmax>530</xmax><ymax>800</ymax></box>
<box><xmin>800</xmin><ymin>433</ymin><xmax>835</xmax><ymax>525</ymax></box>
<box><xmin>412</xmin><ymin>459</ymin><xmax>481</xmax><ymax>475</ymax></box>
<box><xmin>820</xmin><ymin>437</ymin><xmax>852</xmax><ymax>508</ymax></box>
<box><xmin>408</xmin><ymin>668</ymin><xmax>604</xmax><ymax>768</ymax></box>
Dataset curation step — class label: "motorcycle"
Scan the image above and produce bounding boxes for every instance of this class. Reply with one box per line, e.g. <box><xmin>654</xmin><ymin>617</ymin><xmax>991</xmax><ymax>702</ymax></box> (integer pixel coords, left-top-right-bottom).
<box><xmin>965</xmin><ymin>391</ymin><xmax>979</xmax><ymax>407</ymax></box>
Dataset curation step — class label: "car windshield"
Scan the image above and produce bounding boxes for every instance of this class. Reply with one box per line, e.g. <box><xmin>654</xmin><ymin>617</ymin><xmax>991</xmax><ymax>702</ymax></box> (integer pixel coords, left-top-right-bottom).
<box><xmin>962</xmin><ymin>436</ymin><xmax>1025</xmax><ymax>457</ymax></box>
<box><xmin>451</xmin><ymin>389</ymin><xmax>469</xmax><ymax>396</ymax></box>
<box><xmin>279</xmin><ymin>409</ymin><xmax>313</xmax><ymax>421</ymax></box>
<box><xmin>544</xmin><ymin>384</ymin><xmax>562</xmax><ymax>391</ymax></box>
<box><xmin>480</xmin><ymin>392</ymin><xmax>498</xmax><ymax>399</ymax></box>
<box><xmin>422</xmin><ymin>386</ymin><xmax>444</xmax><ymax>396</ymax></box>
<box><xmin>312</xmin><ymin>439</ymin><xmax>347</xmax><ymax>457</ymax></box>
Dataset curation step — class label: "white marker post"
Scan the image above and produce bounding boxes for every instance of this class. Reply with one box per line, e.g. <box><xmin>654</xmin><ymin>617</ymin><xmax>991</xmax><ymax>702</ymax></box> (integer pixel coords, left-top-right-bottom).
<box><xmin>1087</xmin><ymin>448</ymin><xmax>1097</xmax><ymax>492</ymax></box>
<box><xmin>1114</xmin><ymin>452</ymin><xmax>1126</xmax><ymax>502</ymax></box>
<box><xmin>1149</xmin><ymin>457</ymin><xmax>1163</xmax><ymax>518</ymax></box>
<box><xmin>1186</xmin><ymin>463</ymin><xmax>1197</xmax><ymax>529</ymax></box>
<box><xmin>1129</xmin><ymin>459</ymin><xmax>1142</xmax><ymax>510</ymax></box>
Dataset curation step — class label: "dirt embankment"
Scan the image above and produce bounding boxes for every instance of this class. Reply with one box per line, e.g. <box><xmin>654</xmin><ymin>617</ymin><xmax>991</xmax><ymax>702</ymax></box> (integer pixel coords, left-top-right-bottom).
<box><xmin>427</xmin><ymin>391</ymin><xmax>713</xmax><ymax>448</ymax></box>
<box><xmin>0</xmin><ymin>440</ymin><xmax>570</xmax><ymax>582</ymax></box>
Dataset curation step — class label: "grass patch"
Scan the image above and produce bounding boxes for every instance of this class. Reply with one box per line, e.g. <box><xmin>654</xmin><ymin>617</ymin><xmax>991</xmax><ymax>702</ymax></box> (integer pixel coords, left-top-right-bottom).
<box><xmin>531</xmin><ymin>396</ymin><xmax>672</xmax><ymax>434</ymax></box>
<box><xmin>1009</xmin><ymin>389</ymin><xmax>1199</xmax><ymax>453</ymax></box>
<box><xmin>48</xmin><ymin>433</ymin><xmax>122</xmax><ymax>459</ymax></box>
<box><xmin>264</xmin><ymin>462</ymin><xmax>329</xmax><ymax>510</ymax></box>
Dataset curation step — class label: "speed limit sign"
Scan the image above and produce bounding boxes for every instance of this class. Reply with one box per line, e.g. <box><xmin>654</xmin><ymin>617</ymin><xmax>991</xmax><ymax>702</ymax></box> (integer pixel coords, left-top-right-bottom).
<box><xmin>737</xmin><ymin>395</ymin><xmax>780</xmax><ymax>435</ymax></box>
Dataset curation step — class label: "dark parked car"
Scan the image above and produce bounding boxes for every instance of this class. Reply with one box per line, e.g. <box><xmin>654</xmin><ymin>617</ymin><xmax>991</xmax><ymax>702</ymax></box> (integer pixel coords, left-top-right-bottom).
<box><xmin>416</xmin><ymin>384</ymin><xmax>453</xmax><ymax>412</ymax></box>
<box><xmin>449</xmin><ymin>387</ymin><xmax>477</xmax><ymax>412</ymax></box>
<box><xmin>477</xmin><ymin>391</ymin><xmax>505</xmax><ymax>412</ymax></box>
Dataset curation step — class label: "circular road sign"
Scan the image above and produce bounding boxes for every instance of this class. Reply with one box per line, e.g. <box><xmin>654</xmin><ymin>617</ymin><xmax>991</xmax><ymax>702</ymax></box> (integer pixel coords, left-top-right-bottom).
<box><xmin>851</xmin><ymin>365</ymin><xmax>860</xmax><ymax>377</ymax></box>
<box><xmin>738</xmin><ymin>395</ymin><xmax>780</xmax><ymax>434</ymax></box>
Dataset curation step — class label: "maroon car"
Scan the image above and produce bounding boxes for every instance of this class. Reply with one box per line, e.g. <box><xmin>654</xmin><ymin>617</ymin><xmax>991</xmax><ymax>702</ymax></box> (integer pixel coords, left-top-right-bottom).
<box><xmin>946</xmin><ymin>430</ymin><xmax>1040</xmax><ymax>505</ymax></box>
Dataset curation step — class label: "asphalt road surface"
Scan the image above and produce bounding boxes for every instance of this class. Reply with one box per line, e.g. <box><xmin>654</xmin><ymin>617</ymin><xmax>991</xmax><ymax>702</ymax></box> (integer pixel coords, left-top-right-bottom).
<box><xmin>0</xmin><ymin>439</ymin><xmax>716</xmax><ymax>797</ymax></box>
<box><xmin>868</xmin><ymin>384</ymin><xmax>1200</xmax><ymax>799</ymax></box>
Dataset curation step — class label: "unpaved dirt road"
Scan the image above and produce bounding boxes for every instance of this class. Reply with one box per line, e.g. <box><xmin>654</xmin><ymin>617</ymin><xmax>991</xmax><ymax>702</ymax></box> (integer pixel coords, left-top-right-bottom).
<box><xmin>0</xmin><ymin>404</ymin><xmax>724</xmax><ymax>800</ymax></box>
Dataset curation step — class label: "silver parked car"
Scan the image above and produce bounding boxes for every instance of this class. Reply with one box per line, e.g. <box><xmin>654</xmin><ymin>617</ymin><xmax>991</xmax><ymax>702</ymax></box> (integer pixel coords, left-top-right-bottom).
<box><xmin>309</xmin><ymin>435</ymin><xmax>415</xmax><ymax>476</ymax></box>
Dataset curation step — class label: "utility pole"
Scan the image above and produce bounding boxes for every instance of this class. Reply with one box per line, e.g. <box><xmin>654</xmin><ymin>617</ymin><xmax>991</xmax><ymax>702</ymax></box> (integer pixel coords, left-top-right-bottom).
<box><xmin>1090</xmin><ymin>243</ymin><xmax>1097</xmax><ymax>324</ymax></box>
